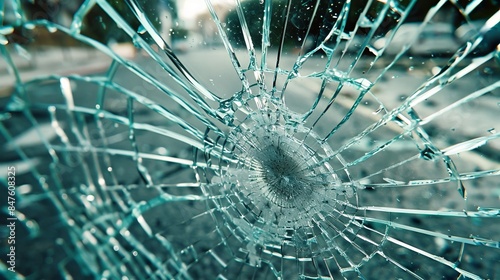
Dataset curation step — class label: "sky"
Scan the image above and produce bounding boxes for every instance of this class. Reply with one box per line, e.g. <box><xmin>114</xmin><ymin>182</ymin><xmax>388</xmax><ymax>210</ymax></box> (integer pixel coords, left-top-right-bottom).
<box><xmin>178</xmin><ymin>0</ymin><xmax>235</xmax><ymax>21</ymax></box>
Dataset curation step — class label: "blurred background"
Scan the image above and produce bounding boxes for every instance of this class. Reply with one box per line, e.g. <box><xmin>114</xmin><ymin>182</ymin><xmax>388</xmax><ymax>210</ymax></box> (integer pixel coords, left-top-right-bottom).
<box><xmin>1</xmin><ymin>0</ymin><xmax>500</xmax><ymax>279</ymax></box>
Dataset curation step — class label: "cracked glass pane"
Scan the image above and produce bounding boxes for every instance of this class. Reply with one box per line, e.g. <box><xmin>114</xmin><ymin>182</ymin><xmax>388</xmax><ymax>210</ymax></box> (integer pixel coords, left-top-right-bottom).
<box><xmin>1</xmin><ymin>0</ymin><xmax>499</xmax><ymax>279</ymax></box>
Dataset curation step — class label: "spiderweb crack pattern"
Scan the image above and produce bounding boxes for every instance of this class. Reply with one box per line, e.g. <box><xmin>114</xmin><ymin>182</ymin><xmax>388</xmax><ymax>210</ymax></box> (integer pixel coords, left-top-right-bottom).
<box><xmin>1</xmin><ymin>0</ymin><xmax>499</xmax><ymax>279</ymax></box>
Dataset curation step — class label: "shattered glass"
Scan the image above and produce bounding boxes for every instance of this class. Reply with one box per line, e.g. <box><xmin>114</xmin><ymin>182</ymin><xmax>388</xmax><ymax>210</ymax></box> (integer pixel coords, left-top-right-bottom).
<box><xmin>1</xmin><ymin>0</ymin><xmax>500</xmax><ymax>278</ymax></box>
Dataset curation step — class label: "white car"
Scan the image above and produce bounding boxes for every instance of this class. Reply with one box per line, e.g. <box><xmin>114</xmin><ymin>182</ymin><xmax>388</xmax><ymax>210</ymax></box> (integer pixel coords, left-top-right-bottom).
<box><xmin>373</xmin><ymin>22</ymin><xmax>461</xmax><ymax>56</ymax></box>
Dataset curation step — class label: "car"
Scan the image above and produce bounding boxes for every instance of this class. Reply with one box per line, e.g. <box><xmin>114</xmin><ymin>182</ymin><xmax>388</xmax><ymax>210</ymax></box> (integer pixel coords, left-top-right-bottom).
<box><xmin>373</xmin><ymin>22</ymin><xmax>461</xmax><ymax>56</ymax></box>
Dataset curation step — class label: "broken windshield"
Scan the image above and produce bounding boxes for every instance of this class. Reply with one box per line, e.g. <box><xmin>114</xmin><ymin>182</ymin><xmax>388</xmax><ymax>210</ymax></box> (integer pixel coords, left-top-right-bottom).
<box><xmin>1</xmin><ymin>0</ymin><xmax>499</xmax><ymax>279</ymax></box>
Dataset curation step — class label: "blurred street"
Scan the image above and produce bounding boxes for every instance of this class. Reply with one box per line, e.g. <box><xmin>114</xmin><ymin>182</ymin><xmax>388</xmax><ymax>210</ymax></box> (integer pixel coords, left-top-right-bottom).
<box><xmin>3</xmin><ymin>45</ymin><xmax>499</xmax><ymax>169</ymax></box>
<box><xmin>1</xmin><ymin>48</ymin><xmax>499</xmax><ymax>244</ymax></box>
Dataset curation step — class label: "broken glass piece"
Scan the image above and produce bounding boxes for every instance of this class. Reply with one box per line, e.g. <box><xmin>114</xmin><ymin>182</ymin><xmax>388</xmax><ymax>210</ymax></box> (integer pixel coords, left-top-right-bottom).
<box><xmin>1</xmin><ymin>0</ymin><xmax>499</xmax><ymax>279</ymax></box>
